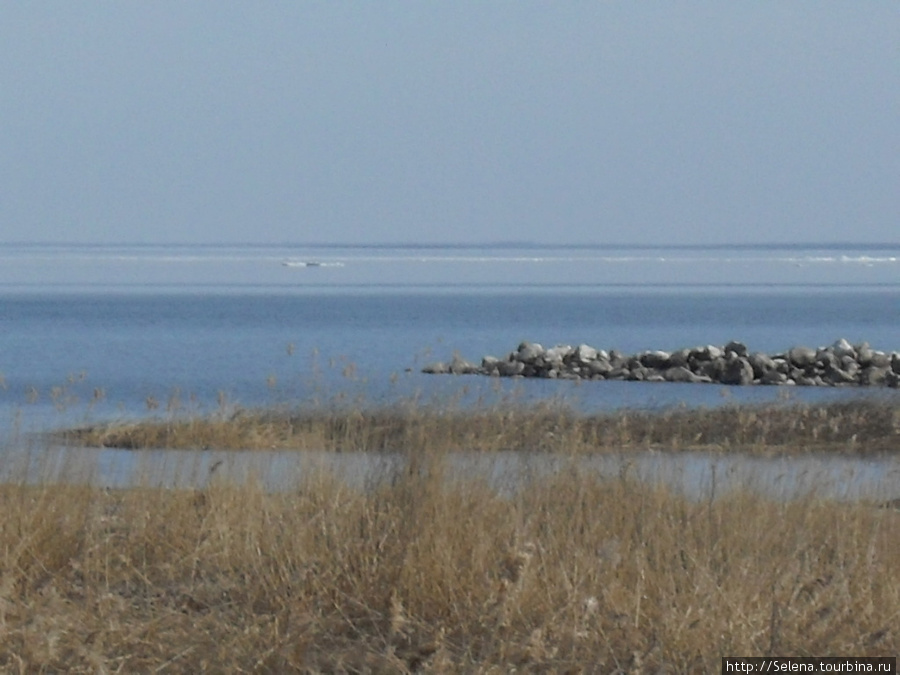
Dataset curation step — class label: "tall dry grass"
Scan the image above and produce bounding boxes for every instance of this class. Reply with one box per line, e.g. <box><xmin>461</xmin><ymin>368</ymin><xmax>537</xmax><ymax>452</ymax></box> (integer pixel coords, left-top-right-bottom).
<box><xmin>1</xmin><ymin>452</ymin><xmax>898</xmax><ymax>672</ymax></box>
<box><xmin>66</xmin><ymin>397</ymin><xmax>900</xmax><ymax>455</ymax></box>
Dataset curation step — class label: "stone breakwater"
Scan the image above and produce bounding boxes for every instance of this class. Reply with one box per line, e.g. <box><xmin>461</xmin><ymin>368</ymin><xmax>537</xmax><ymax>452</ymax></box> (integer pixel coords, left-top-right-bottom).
<box><xmin>422</xmin><ymin>338</ymin><xmax>900</xmax><ymax>387</ymax></box>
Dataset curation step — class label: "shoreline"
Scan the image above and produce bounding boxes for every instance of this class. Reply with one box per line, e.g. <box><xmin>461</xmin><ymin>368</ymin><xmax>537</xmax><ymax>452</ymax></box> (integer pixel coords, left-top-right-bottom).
<box><xmin>54</xmin><ymin>396</ymin><xmax>900</xmax><ymax>457</ymax></box>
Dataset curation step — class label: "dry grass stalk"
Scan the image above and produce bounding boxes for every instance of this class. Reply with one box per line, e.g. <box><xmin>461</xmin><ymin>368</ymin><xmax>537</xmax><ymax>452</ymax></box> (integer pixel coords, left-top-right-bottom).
<box><xmin>0</xmin><ymin>454</ymin><xmax>897</xmax><ymax>672</ymax></box>
<box><xmin>64</xmin><ymin>397</ymin><xmax>900</xmax><ymax>455</ymax></box>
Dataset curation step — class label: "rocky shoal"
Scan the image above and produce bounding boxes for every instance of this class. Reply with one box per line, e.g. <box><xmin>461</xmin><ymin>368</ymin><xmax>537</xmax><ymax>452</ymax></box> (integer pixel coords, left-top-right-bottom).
<box><xmin>422</xmin><ymin>338</ymin><xmax>900</xmax><ymax>387</ymax></box>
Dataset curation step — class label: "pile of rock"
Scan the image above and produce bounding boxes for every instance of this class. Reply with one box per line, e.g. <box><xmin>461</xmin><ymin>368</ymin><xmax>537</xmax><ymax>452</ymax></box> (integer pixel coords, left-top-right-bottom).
<box><xmin>422</xmin><ymin>338</ymin><xmax>900</xmax><ymax>387</ymax></box>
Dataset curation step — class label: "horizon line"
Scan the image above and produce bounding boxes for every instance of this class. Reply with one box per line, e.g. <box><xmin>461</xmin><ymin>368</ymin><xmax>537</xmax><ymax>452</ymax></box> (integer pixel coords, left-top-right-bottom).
<box><xmin>3</xmin><ymin>240</ymin><xmax>900</xmax><ymax>250</ymax></box>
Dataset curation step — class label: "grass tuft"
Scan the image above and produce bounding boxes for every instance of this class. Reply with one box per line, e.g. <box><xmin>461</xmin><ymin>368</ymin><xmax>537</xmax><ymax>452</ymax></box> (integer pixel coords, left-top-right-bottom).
<box><xmin>64</xmin><ymin>397</ymin><xmax>900</xmax><ymax>456</ymax></box>
<box><xmin>0</xmin><ymin>458</ymin><xmax>897</xmax><ymax>671</ymax></box>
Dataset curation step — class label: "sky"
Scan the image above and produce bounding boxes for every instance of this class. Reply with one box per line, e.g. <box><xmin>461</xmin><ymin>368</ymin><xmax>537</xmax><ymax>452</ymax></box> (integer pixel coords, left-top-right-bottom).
<box><xmin>1</xmin><ymin>3</ymin><xmax>897</xmax><ymax>246</ymax></box>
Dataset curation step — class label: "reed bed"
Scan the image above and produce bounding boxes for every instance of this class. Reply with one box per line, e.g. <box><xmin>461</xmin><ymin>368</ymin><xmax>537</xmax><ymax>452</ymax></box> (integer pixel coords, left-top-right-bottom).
<box><xmin>0</xmin><ymin>453</ymin><xmax>897</xmax><ymax>672</ymax></box>
<box><xmin>65</xmin><ymin>397</ymin><xmax>900</xmax><ymax>455</ymax></box>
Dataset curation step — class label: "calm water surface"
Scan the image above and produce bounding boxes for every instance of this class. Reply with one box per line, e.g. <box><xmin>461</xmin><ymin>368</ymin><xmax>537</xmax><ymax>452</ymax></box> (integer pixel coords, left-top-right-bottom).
<box><xmin>2</xmin><ymin>288</ymin><xmax>900</xmax><ymax>430</ymax></box>
<box><xmin>2</xmin><ymin>242</ymin><xmax>900</xmax><ymax>498</ymax></box>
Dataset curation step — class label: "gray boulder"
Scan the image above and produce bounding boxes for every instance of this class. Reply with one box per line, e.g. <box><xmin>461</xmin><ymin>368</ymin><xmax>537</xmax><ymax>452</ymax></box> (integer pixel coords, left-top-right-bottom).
<box><xmin>892</xmin><ymin>353</ymin><xmax>900</xmax><ymax>375</ymax></box>
<box><xmin>574</xmin><ymin>344</ymin><xmax>599</xmax><ymax>364</ymax></box>
<box><xmin>760</xmin><ymin>370</ymin><xmax>789</xmax><ymax>385</ymax></box>
<box><xmin>823</xmin><ymin>368</ymin><xmax>857</xmax><ymax>385</ymax></box>
<box><xmin>748</xmin><ymin>352</ymin><xmax>777</xmax><ymax>379</ymax></box>
<box><xmin>721</xmin><ymin>356</ymin><xmax>755</xmax><ymax>386</ymax></box>
<box><xmin>639</xmin><ymin>350</ymin><xmax>671</xmax><ymax>370</ymax></box>
<box><xmin>694</xmin><ymin>358</ymin><xmax>725</xmax><ymax>381</ymax></box>
<box><xmin>608</xmin><ymin>350</ymin><xmax>627</xmax><ymax>368</ymax></box>
<box><xmin>840</xmin><ymin>358</ymin><xmax>860</xmax><ymax>376</ymax></box>
<box><xmin>424</xmin><ymin>338</ymin><xmax>900</xmax><ymax>388</ymax></box>
<box><xmin>724</xmin><ymin>341</ymin><xmax>749</xmax><ymax>357</ymax></box>
<box><xmin>869</xmin><ymin>351</ymin><xmax>891</xmax><ymax>369</ymax></box>
<box><xmin>543</xmin><ymin>345</ymin><xmax>572</xmax><ymax>366</ymax></box>
<box><xmin>449</xmin><ymin>354</ymin><xmax>479</xmax><ymax>375</ymax></box>
<box><xmin>860</xmin><ymin>366</ymin><xmax>890</xmax><ymax>386</ymax></box>
<box><xmin>585</xmin><ymin>358</ymin><xmax>613</xmax><ymax>377</ymax></box>
<box><xmin>667</xmin><ymin>348</ymin><xmax>691</xmax><ymax>368</ymax></box>
<box><xmin>788</xmin><ymin>346</ymin><xmax>817</xmax><ymax>368</ymax></box>
<box><xmin>816</xmin><ymin>349</ymin><xmax>839</xmax><ymax>371</ymax></box>
<box><xmin>516</xmin><ymin>342</ymin><xmax>545</xmax><ymax>364</ymax></box>
<box><xmin>692</xmin><ymin>345</ymin><xmax>723</xmax><ymax>362</ymax></box>
<box><xmin>664</xmin><ymin>366</ymin><xmax>709</xmax><ymax>384</ymax></box>
<box><xmin>857</xmin><ymin>344</ymin><xmax>875</xmax><ymax>367</ymax></box>
<box><xmin>481</xmin><ymin>355</ymin><xmax>500</xmax><ymax>373</ymax></box>
<box><xmin>832</xmin><ymin>338</ymin><xmax>856</xmax><ymax>360</ymax></box>
<box><xmin>496</xmin><ymin>359</ymin><xmax>525</xmax><ymax>377</ymax></box>
<box><xmin>627</xmin><ymin>366</ymin><xmax>649</xmax><ymax>381</ymax></box>
<box><xmin>422</xmin><ymin>362</ymin><xmax>450</xmax><ymax>375</ymax></box>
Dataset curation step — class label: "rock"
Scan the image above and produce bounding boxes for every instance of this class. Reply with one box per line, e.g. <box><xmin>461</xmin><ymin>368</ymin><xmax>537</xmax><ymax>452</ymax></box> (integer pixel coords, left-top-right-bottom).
<box><xmin>667</xmin><ymin>348</ymin><xmax>691</xmax><ymax>368</ymax></box>
<box><xmin>423</xmin><ymin>339</ymin><xmax>900</xmax><ymax>388</ymax></box>
<box><xmin>822</xmin><ymin>368</ymin><xmax>857</xmax><ymax>385</ymax></box>
<box><xmin>869</xmin><ymin>351</ymin><xmax>891</xmax><ymax>369</ymax></box>
<box><xmin>694</xmin><ymin>358</ymin><xmax>725</xmax><ymax>381</ymax></box>
<box><xmin>639</xmin><ymin>350</ymin><xmax>671</xmax><ymax>369</ymax></box>
<box><xmin>608</xmin><ymin>350</ymin><xmax>627</xmax><ymax>368</ymax></box>
<box><xmin>664</xmin><ymin>366</ymin><xmax>707</xmax><ymax>383</ymax></box>
<box><xmin>692</xmin><ymin>345</ymin><xmax>723</xmax><ymax>361</ymax></box>
<box><xmin>788</xmin><ymin>346</ymin><xmax>817</xmax><ymax>368</ymax></box>
<box><xmin>449</xmin><ymin>354</ymin><xmax>479</xmax><ymax>375</ymax></box>
<box><xmin>832</xmin><ymin>338</ymin><xmax>856</xmax><ymax>360</ymax></box>
<box><xmin>481</xmin><ymin>355</ymin><xmax>500</xmax><ymax>373</ymax></box>
<box><xmin>724</xmin><ymin>341</ymin><xmax>749</xmax><ymax>357</ymax></box>
<box><xmin>585</xmin><ymin>358</ymin><xmax>613</xmax><ymax>377</ymax></box>
<box><xmin>543</xmin><ymin>345</ymin><xmax>572</xmax><ymax>366</ymax></box>
<box><xmin>574</xmin><ymin>344</ymin><xmax>599</xmax><ymax>364</ymax></box>
<box><xmin>860</xmin><ymin>366</ymin><xmax>890</xmax><ymax>386</ymax></box>
<box><xmin>516</xmin><ymin>342</ymin><xmax>545</xmax><ymax>364</ymax></box>
<box><xmin>795</xmin><ymin>375</ymin><xmax>821</xmax><ymax>387</ymax></box>
<box><xmin>840</xmin><ymin>358</ymin><xmax>860</xmax><ymax>376</ymax></box>
<box><xmin>816</xmin><ymin>349</ymin><xmax>839</xmax><ymax>371</ymax></box>
<box><xmin>760</xmin><ymin>370</ymin><xmax>789</xmax><ymax>385</ymax></box>
<box><xmin>627</xmin><ymin>366</ymin><xmax>649</xmax><ymax>381</ymax></box>
<box><xmin>748</xmin><ymin>352</ymin><xmax>777</xmax><ymax>379</ymax></box>
<box><xmin>857</xmin><ymin>344</ymin><xmax>875</xmax><ymax>367</ymax></box>
<box><xmin>721</xmin><ymin>356</ymin><xmax>754</xmax><ymax>386</ymax></box>
<box><xmin>496</xmin><ymin>360</ymin><xmax>525</xmax><ymax>377</ymax></box>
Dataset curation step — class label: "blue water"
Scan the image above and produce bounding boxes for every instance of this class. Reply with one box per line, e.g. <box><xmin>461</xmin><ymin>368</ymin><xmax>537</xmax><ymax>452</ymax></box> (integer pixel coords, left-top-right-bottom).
<box><xmin>2</xmin><ymin>242</ymin><xmax>900</xmax><ymax>432</ymax></box>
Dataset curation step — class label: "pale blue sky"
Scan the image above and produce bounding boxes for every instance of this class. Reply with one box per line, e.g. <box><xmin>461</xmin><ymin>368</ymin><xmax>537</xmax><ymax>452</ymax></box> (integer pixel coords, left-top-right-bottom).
<box><xmin>1</xmin><ymin>3</ymin><xmax>897</xmax><ymax>245</ymax></box>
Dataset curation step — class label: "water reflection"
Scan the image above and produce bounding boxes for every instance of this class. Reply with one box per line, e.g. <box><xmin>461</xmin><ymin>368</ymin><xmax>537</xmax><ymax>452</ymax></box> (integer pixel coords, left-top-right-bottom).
<box><xmin>4</xmin><ymin>443</ymin><xmax>899</xmax><ymax>504</ymax></box>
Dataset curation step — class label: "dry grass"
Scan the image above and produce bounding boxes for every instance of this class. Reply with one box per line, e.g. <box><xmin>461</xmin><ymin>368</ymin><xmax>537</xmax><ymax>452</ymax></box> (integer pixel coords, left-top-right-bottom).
<box><xmin>64</xmin><ymin>397</ymin><xmax>900</xmax><ymax>456</ymax></box>
<box><xmin>9</xmin><ymin>396</ymin><xmax>899</xmax><ymax>669</ymax></box>
<box><xmin>0</xmin><ymin>454</ymin><xmax>898</xmax><ymax>672</ymax></box>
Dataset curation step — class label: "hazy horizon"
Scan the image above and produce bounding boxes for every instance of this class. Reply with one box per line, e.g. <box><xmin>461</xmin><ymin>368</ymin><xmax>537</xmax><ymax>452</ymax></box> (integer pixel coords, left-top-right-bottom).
<box><xmin>3</xmin><ymin>240</ymin><xmax>900</xmax><ymax>251</ymax></box>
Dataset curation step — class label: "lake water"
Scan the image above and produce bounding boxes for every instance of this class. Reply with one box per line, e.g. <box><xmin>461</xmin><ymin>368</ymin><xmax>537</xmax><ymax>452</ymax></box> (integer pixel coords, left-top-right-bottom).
<box><xmin>5</xmin><ymin>444</ymin><xmax>900</xmax><ymax>505</ymax></box>
<box><xmin>3</xmin><ymin>241</ymin><xmax>900</xmax><ymax>498</ymax></box>
<box><xmin>3</xmin><ymin>241</ymin><xmax>900</xmax><ymax>430</ymax></box>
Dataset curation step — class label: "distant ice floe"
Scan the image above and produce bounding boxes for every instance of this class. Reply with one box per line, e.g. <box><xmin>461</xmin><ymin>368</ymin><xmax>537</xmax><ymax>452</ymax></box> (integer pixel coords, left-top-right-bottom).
<box><xmin>281</xmin><ymin>260</ymin><xmax>345</xmax><ymax>268</ymax></box>
<box><xmin>785</xmin><ymin>256</ymin><xmax>900</xmax><ymax>268</ymax></box>
<box><xmin>282</xmin><ymin>254</ymin><xmax>900</xmax><ymax>268</ymax></box>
